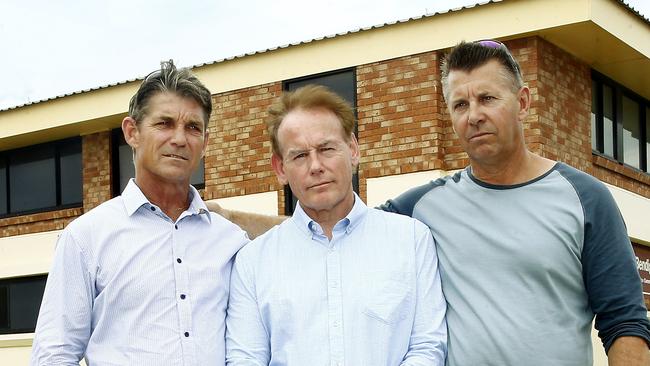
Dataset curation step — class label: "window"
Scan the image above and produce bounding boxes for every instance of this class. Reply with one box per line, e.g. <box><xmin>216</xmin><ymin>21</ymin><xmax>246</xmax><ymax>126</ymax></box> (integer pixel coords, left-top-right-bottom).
<box><xmin>0</xmin><ymin>275</ymin><xmax>47</xmax><ymax>334</ymax></box>
<box><xmin>0</xmin><ymin>138</ymin><xmax>82</xmax><ymax>217</ymax></box>
<box><xmin>591</xmin><ymin>72</ymin><xmax>649</xmax><ymax>173</ymax></box>
<box><xmin>111</xmin><ymin>129</ymin><xmax>204</xmax><ymax>196</ymax></box>
<box><xmin>282</xmin><ymin>68</ymin><xmax>358</xmax><ymax>215</ymax></box>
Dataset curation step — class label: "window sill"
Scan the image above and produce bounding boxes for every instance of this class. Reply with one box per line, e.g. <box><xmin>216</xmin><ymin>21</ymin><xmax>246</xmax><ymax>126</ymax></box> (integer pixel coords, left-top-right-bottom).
<box><xmin>0</xmin><ymin>206</ymin><xmax>82</xmax><ymax>228</ymax></box>
<box><xmin>592</xmin><ymin>153</ymin><xmax>650</xmax><ymax>185</ymax></box>
<box><xmin>0</xmin><ymin>333</ymin><xmax>33</xmax><ymax>348</ymax></box>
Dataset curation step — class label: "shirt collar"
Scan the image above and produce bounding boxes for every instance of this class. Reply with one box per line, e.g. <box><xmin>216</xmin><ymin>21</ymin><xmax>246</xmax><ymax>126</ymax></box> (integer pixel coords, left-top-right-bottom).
<box><xmin>121</xmin><ymin>179</ymin><xmax>211</xmax><ymax>222</ymax></box>
<box><xmin>292</xmin><ymin>192</ymin><xmax>367</xmax><ymax>237</ymax></box>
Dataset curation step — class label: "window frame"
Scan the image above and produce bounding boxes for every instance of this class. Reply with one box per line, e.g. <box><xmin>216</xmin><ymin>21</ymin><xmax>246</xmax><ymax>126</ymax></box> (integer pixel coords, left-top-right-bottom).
<box><xmin>0</xmin><ymin>137</ymin><xmax>83</xmax><ymax>218</ymax></box>
<box><xmin>0</xmin><ymin>274</ymin><xmax>48</xmax><ymax>335</ymax></box>
<box><xmin>281</xmin><ymin>68</ymin><xmax>359</xmax><ymax>215</ymax></box>
<box><xmin>591</xmin><ymin>71</ymin><xmax>649</xmax><ymax>174</ymax></box>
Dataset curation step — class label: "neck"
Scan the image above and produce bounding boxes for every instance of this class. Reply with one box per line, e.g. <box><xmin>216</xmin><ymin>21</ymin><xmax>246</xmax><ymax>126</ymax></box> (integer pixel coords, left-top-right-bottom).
<box><xmin>303</xmin><ymin>192</ymin><xmax>355</xmax><ymax>241</ymax></box>
<box><xmin>470</xmin><ymin>150</ymin><xmax>555</xmax><ymax>185</ymax></box>
<box><xmin>135</xmin><ymin>176</ymin><xmax>190</xmax><ymax>221</ymax></box>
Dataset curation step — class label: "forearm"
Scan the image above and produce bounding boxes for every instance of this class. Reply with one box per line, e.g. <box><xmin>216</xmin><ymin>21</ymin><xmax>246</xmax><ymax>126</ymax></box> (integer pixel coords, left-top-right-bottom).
<box><xmin>608</xmin><ymin>336</ymin><xmax>650</xmax><ymax>366</ymax></box>
<box><xmin>205</xmin><ymin>201</ymin><xmax>286</xmax><ymax>239</ymax></box>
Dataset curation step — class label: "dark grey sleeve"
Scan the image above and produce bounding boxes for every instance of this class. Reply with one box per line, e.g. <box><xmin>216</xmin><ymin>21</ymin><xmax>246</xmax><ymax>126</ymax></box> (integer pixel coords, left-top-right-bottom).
<box><xmin>559</xmin><ymin>165</ymin><xmax>650</xmax><ymax>352</ymax></box>
<box><xmin>376</xmin><ymin>181</ymin><xmax>437</xmax><ymax>217</ymax></box>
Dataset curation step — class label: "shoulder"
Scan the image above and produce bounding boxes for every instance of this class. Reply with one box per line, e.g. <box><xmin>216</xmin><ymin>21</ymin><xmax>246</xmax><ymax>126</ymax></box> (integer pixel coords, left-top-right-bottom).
<box><xmin>552</xmin><ymin>163</ymin><xmax>617</xmax><ymax>211</ymax></box>
<box><xmin>234</xmin><ymin>221</ymin><xmax>286</xmax><ymax>263</ymax></box>
<box><xmin>554</xmin><ymin>163</ymin><xmax>607</xmax><ymax>193</ymax></box>
<box><xmin>379</xmin><ymin>170</ymin><xmax>463</xmax><ymax>216</ymax></box>
<box><xmin>65</xmin><ymin>196</ymin><xmax>125</xmax><ymax>233</ymax></box>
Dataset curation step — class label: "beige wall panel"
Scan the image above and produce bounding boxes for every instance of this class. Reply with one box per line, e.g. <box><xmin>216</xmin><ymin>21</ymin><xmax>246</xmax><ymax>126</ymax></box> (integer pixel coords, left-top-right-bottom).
<box><xmin>207</xmin><ymin>191</ymin><xmax>278</xmax><ymax>215</ymax></box>
<box><xmin>0</xmin><ymin>231</ymin><xmax>60</xmax><ymax>278</ymax></box>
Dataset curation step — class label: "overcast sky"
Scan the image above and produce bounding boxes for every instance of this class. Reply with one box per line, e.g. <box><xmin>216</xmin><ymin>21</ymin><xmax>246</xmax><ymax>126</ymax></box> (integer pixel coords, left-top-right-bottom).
<box><xmin>0</xmin><ymin>0</ymin><xmax>648</xmax><ymax>111</ymax></box>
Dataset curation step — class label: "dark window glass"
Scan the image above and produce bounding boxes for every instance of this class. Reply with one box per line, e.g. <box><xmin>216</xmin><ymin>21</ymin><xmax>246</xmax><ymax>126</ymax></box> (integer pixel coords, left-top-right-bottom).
<box><xmin>9</xmin><ymin>145</ymin><xmax>56</xmax><ymax>213</ymax></box>
<box><xmin>591</xmin><ymin>72</ymin><xmax>649</xmax><ymax>174</ymax></box>
<box><xmin>0</xmin><ymin>286</ymin><xmax>7</xmax><ymax>330</ymax></box>
<box><xmin>0</xmin><ymin>158</ymin><xmax>6</xmax><ymax>215</ymax></box>
<box><xmin>591</xmin><ymin>81</ymin><xmax>598</xmax><ymax>150</ymax></box>
<box><xmin>622</xmin><ymin>95</ymin><xmax>640</xmax><ymax>169</ymax></box>
<box><xmin>646</xmin><ymin>107</ymin><xmax>650</xmax><ymax>173</ymax></box>
<box><xmin>603</xmin><ymin>84</ymin><xmax>615</xmax><ymax>157</ymax></box>
<box><xmin>1</xmin><ymin>138</ymin><xmax>82</xmax><ymax>217</ymax></box>
<box><xmin>283</xmin><ymin>69</ymin><xmax>358</xmax><ymax>215</ymax></box>
<box><xmin>60</xmin><ymin>138</ymin><xmax>83</xmax><ymax>205</ymax></box>
<box><xmin>116</xmin><ymin>137</ymin><xmax>135</xmax><ymax>194</ymax></box>
<box><xmin>190</xmin><ymin>159</ymin><xmax>205</xmax><ymax>188</ymax></box>
<box><xmin>0</xmin><ymin>275</ymin><xmax>47</xmax><ymax>334</ymax></box>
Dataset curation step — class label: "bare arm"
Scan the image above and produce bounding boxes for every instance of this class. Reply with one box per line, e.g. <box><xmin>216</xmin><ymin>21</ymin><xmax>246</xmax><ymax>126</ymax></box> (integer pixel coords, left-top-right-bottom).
<box><xmin>205</xmin><ymin>201</ymin><xmax>286</xmax><ymax>239</ymax></box>
<box><xmin>608</xmin><ymin>336</ymin><xmax>650</xmax><ymax>366</ymax></box>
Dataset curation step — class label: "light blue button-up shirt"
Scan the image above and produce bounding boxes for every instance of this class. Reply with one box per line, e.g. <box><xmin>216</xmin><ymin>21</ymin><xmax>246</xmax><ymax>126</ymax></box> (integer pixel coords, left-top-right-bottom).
<box><xmin>31</xmin><ymin>180</ymin><xmax>249</xmax><ymax>366</ymax></box>
<box><xmin>226</xmin><ymin>195</ymin><xmax>447</xmax><ymax>365</ymax></box>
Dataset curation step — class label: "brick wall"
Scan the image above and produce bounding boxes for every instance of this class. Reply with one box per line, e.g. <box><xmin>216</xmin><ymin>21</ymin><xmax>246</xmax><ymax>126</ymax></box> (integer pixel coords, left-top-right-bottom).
<box><xmin>356</xmin><ymin>51</ymin><xmax>455</xmax><ymax>201</ymax></box>
<box><xmin>83</xmin><ymin>131</ymin><xmax>113</xmax><ymax>211</ymax></box>
<box><xmin>520</xmin><ymin>37</ymin><xmax>650</xmax><ymax>198</ymax></box>
<box><xmin>205</xmin><ymin>82</ymin><xmax>283</xmax><ymax>212</ymax></box>
<box><xmin>2</xmin><ymin>35</ymin><xmax>649</xmax><ymax>238</ymax></box>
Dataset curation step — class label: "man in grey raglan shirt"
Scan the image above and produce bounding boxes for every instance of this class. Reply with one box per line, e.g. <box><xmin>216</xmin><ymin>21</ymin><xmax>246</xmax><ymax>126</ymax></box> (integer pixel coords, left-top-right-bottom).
<box><xmin>208</xmin><ymin>41</ymin><xmax>650</xmax><ymax>365</ymax></box>
<box><xmin>379</xmin><ymin>41</ymin><xmax>650</xmax><ymax>365</ymax></box>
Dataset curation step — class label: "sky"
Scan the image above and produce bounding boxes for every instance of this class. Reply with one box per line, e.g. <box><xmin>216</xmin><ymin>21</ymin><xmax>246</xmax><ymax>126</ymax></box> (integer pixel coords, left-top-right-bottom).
<box><xmin>0</xmin><ymin>0</ymin><xmax>648</xmax><ymax>111</ymax></box>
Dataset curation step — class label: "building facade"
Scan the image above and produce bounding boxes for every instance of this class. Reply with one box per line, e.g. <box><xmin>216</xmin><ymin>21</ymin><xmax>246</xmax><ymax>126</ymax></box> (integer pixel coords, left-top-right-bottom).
<box><xmin>1</xmin><ymin>0</ymin><xmax>649</xmax><ymax>364</ymax></box>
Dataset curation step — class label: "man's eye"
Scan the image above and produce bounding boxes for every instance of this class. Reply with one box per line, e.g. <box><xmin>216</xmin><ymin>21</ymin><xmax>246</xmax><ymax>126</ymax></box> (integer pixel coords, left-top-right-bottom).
<box><xmin>454</xmin><ymin>102</ymin><xmax>467</xmax><ymax>110</ymax></box>
<box><xmin>294</xmin><ymin>153</ymin><xmax>307</xmax><ymax>160</ymax></box>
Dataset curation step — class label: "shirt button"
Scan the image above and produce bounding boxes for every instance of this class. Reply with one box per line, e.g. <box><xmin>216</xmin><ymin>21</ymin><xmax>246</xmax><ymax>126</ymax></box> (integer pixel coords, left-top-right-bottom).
<box><xmin>177</xmin><ymin>258</ymin><xmax>182</xmax><ymax>264</ymax></box>
<box><xmin>180</xmin><ymin>294</ymin><xmax>186</xmax><ymax>300</ymax></box>
<box><xmin>184</xmin><ymin>332</ymin><xmax>190</xmax><ymax>337</ymax></box>
<box><xmin>150</xmin><ymin>207</ymin><xmax>156</xmax><ymax>211</ymax></box>
<box><xmin>175</xmin><ymin>224</ymin><xmax>178</xmax><ymax>230</ymax></box>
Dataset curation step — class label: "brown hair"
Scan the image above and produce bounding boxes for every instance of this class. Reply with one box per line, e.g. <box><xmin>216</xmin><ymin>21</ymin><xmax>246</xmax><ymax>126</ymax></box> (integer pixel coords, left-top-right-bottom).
<box><xmin>267</xmin><ymin>84</ymin><xmax>355</xmax><ymax>156</ymax></box>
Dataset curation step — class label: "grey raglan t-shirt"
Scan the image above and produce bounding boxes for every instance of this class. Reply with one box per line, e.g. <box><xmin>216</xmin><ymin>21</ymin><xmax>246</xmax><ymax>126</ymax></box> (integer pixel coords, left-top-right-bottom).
<box><xmin>381</xmin><ymin>162</ymin><xmax>650</xmax><ymax>365</ymax></box>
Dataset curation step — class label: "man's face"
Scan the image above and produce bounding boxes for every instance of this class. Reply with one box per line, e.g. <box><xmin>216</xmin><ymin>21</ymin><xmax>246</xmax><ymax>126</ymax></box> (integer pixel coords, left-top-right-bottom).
<box><xmin>122</xmin><ymin>92</ymin><xmax>207</xmax><ymax>187</ymax></box>
<box><xmin>272</xmin><ymin>107</ymin><xmax>359</xmax><ymax>219</ymax></box>
<box><xmin>446</xmin><ymin>59</ymin><xmax>530</xmax><ymax>166</ymax></box>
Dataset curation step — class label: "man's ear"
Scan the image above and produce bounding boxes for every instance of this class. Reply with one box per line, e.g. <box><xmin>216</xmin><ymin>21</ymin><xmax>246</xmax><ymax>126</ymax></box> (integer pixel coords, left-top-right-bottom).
<box><xmin>122</xmin><ymin>117</ymin><xmax>139</xmax><ymax>149</ymax></box>
<box><xmin>517</xmin><ymin>85</ymin><xmax>531</xmax><ymax>122</ymax></box>
<box><xmin>349</xmin><ymin>133</ymin><xmax>360</xmax><ymax>169</ymax></box>
<box><xmin>201</xmin><ymin>129</ymin><xmax>209</xmax><ymax>158</ymax></box>
<box><xmin>271</xmin><ymin>153</ymin><xmax>289</xmax><ymax>186</ymax></box>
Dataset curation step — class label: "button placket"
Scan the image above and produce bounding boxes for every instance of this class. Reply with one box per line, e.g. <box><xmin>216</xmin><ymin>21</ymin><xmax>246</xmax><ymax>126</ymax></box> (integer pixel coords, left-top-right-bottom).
<box><xmin>171</xmin><ymin>219</ymin><xmax>194</xmax><ymax>361</ymax></box>
<box><xmin>326</xmin><ymin>240</ymin><xmax>344</xmax><ymax>366</ymax></box>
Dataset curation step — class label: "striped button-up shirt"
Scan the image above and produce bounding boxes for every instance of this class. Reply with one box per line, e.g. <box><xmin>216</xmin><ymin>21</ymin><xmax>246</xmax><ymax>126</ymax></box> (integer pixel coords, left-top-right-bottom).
<box><xmin>31</xmin><ymin>180</ymin><xmax>249</xmax><ymax>366</ymax></box>
<box><xmin>226</xmin><ymin>195</ymin><xmax>447</xmax><ymax>365</ymax></box>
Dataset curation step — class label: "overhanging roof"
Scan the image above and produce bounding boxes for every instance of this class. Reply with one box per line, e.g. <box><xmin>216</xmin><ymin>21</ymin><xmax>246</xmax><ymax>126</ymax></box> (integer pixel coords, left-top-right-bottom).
<box><xmin>1</xmin><ymin>0</ymin><xmax>648</xmax><ymax>151</ymax></box>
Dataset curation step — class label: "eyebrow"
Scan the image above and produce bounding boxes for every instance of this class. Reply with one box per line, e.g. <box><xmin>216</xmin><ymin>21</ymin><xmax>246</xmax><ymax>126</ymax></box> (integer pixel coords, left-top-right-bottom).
<box><xmin>284</xmin><ymin>139</ymin><xmax>336</xmax><ymax>156</ymax></box>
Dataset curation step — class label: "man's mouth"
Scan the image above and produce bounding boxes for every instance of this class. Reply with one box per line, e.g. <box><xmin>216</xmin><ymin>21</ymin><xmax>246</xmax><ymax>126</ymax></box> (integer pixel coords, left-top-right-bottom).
<box><xmin>468</xmin><ymin>132</ymin><xmax>492</xmax><ymax>141</ymax></box>
<box><xmin>163</xmin><ymin>154</ymin><xmax>188</xmax><ymax>160</ymax></box>
<box><xmin>309</xmin><ymin>181</ymin><xmax>332</xmax><ymax>189</ymax></box>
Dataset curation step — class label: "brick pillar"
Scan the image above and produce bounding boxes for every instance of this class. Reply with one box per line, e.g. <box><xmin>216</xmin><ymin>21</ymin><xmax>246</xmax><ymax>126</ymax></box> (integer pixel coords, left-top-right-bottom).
<box><xmin>82</xmin><ymin>131</ymin><xmax>112</xmax><ymax>211</ymax></box>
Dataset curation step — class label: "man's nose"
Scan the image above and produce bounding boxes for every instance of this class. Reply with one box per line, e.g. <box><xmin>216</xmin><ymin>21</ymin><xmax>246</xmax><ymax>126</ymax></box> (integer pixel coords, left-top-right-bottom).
<box><xmin>467</xmin><ymin>102</ymin><xmax>483</xmax><ymax>126</ymax></box>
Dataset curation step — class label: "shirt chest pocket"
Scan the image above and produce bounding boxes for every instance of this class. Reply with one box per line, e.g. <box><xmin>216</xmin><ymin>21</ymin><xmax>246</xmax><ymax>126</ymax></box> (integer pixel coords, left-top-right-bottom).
<box><xmin>361</xmin><ymin>273</ymin><xmax>413</xmax><ymax>325</ymax></box>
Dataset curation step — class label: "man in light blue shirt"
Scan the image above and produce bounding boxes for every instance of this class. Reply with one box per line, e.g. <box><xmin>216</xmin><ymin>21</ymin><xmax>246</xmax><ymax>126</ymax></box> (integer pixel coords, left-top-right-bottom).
<box><xmin>225</xmin><ymin>85</ymin><xmax>447</xmax><ymax>365</ymax></box>
<box><xmin>31</xmin><ymin>61</ymin><xmax>249</xmax><ymax>365</ymax></box>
